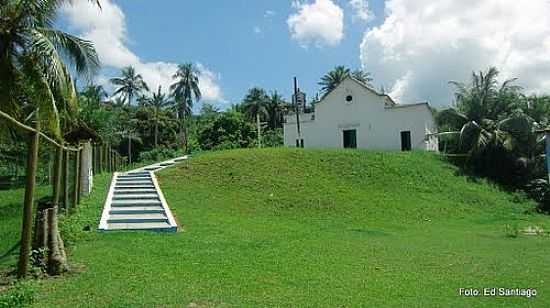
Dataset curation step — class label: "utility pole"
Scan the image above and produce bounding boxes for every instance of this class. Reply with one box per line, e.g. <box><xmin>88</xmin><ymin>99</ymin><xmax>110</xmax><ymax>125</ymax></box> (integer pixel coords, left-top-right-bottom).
<box><xmin>293</xmin><ymin>77</ymin><xmax>302</xmax><ymax>148</ymax></box>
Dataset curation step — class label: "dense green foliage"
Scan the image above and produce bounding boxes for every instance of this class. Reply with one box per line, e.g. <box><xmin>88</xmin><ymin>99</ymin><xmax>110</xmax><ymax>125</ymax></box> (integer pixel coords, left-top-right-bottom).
<box><xmin>436</xmin><ymin>67</ymin><xmax>550</xmax><ymax>211</ymax></box>
<box><xmin>0</xmin><ymin>0</ymin><xmax>99</xmax><ymax>138</ymax></box>
<box><xmin>1</xmin><ymin>149</ymin><xmax>548</xmax><ymax>307</ymax></box>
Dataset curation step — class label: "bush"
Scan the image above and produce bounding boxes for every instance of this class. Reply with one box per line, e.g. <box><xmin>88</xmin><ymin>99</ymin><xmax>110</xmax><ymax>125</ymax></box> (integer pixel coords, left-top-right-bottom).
<box><xmin>526</xmin><ymin>179</ymin><xmax>550</xmax><ymax>212</ymax></box>
<box><xmin>262</xmin><ymin>128</ymin><xmax>283</xmax><ymax>147</ymax></box>
<box><xmin>198</xmin><ymin>112</ymin><xmax>256</xmax><ymax>151</ymax></box>
<box><xmin>138</xmin><ymin>147</ymin><xmax>183</xmax><ymax>162</ymax></box>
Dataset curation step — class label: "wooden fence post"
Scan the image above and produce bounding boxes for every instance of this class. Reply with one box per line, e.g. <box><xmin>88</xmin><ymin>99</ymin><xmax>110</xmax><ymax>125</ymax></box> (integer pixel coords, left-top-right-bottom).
<box><xmin>17</xmin><ymin>120</ymin><xmax>40</xmax><ymax>278</ymax></box>
<box><xmin>52</xmin><ymin>146</ymin><xmax>63</xmax><ymax>208</ymax></box>
<box><xmin>72</xmin><ymin>148</ymin><xmax>80</xmax><ymax>210</ymax></box>
<box><xmin>92</xmin><ymin>145</ymin><xmax>96</xmax><ymax>175</ymax></box>
<box><xmin>63</xmin><ymin>147</ymin><xmax>69</xmax><ymax>212</ymax></box>
<box><xmin>77</xmin><ymin>148</ymin><xmax>82</xmax><ymax>204</ymax></box>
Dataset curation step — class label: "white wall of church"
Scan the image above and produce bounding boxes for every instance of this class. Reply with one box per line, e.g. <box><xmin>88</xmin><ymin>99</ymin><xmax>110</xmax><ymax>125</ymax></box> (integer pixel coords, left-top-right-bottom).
<box><xmin>283</xmin><ymin>78</ymin><xmax>437</xmax><ymax>151</ymax></box>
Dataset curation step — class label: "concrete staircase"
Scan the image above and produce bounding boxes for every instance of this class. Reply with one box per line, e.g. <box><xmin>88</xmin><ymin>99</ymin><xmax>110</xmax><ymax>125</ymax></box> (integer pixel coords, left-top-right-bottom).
<box><xmin>98</xmin><ymin>157</ymin><xmax>187</xmax><ymax>232</ymax></box>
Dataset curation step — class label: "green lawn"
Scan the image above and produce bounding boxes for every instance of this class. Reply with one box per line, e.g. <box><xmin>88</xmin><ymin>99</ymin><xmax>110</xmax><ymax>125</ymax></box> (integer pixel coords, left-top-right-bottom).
<box><xmin>2</xmin><ymin>148</ymin><xmax>550</xmax><ymax>307</ymax></box>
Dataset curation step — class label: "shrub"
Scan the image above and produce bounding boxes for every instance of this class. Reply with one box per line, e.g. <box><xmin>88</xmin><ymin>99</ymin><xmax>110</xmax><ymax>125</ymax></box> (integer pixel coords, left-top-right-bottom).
<box><xmin>198</xmin><ymin>112</ymin><xmax>256</xmax><ymax>151</ymax></box>
<box><xmin>262</xmin><ymin>129</ymin><xmax>283</xmax><ymax>147</ymax></box>
<box><xmin>526</xmin><ymin>179</ymin><xmax>550</xmax><ymax>213</ymax></box>
<box><xmin>138</xmin><ymin>147</ymin><xmax>183</xmax><ymax>162</ymax></box>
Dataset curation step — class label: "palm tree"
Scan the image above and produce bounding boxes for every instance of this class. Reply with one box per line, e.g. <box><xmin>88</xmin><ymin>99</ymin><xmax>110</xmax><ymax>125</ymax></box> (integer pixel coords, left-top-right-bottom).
<box><xmin>145</xmin><ymin>86</ymin><xmax>172</xmax><ymax>147</ymax></box>
<box><xmin>318</xmin><ymin>66</ymin><xmax>374</xmax><ymax>96</ymax></box>
<box><xmin>352</xmin><ymin>69</ymin><xmax>373</xmax><ymax>85</ymax></box>
<box><xmin>170</xmin><ymin>63</ymin><xmax>201</xmax><ymax>152</ymax></box>
<box><xmin>80</xmin><ymin>84</ymin><xmax>107</xmax><ymax>105</ymax></box>
<box><xmin>110</xmin><ymin>66</ymin><xmax>149</xmax><ymax>105</ymax></box>
<box><xmin>243</xmin><ymin>88</ymin><xmax>269</xmax><ymax>121</ymax></box>
<box><xmin>437</xmin><ymin>67</ymin><xmax>540</xmax><ymax>184</ymax></box>
<box><xmin>438</xmin><ymin>68</ymin><xmax>524</xmax><ymax>153</ymax></box>
<box><xmin>266</xmin><ymin>91</ymin><xmax>286</xmax><ymax>129</ymax></box>
<box><xmin>319</xmin><ymin>66</ymin><xmax>350</xmax><ymax>95</ymax></box>
<box><xmin>0</xmin><ymin>0</ymin><xmax>100</xmax><ymax>278</ymax></box>
<box><xmin>0</xmin><ymin>0</ymin><xmax>100</xmax><ymax>137</ymax></box>
<box><xmin>243</xmin><ymin>87</ymin><xmax>269</xmax><ymax>146</ymax></box>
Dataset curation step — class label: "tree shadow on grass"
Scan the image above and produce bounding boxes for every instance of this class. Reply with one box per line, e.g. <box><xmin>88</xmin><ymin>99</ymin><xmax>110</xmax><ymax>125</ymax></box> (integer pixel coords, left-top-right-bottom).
<box><xmin>0</xmin><ymin>241</ymin><xmax>20</xmax><ymax>262</ymax></box>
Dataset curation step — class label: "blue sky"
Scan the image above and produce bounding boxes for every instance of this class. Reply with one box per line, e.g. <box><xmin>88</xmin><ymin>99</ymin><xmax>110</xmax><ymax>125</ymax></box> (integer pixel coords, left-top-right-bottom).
<box><xmin>60</xmin><ymin>0</ymin><xmax>550</xmax><ymax>110</ymax></box>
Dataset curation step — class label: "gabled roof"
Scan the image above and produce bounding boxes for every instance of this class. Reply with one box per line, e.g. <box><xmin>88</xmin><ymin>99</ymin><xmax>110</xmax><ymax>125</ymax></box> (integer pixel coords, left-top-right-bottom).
<box><xmin>318</xmin><ymin>75</ymin><xmax>397</xmax><ymax>106</ymax></box>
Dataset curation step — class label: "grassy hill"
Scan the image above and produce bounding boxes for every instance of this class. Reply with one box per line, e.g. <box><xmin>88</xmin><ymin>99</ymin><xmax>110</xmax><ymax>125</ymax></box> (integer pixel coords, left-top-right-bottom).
<box><xmin>2</xmin><ymin>148</ymin><xmax>550</xmax><ymax>307</ymax></box>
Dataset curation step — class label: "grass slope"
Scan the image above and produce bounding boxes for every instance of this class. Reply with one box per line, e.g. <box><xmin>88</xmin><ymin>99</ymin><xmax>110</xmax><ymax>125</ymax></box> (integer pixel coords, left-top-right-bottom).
<box><xmin>2</xmin><ymin>148</ymin><xmax>549</xmax><ymax>307</ymax></box>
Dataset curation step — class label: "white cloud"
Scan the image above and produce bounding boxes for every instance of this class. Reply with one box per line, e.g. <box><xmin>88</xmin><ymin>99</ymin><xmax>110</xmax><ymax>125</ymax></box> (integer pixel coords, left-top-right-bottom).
<box><xmin>287</xmin><ymin>0</ymin><xmax>344</xmax><ymax>48</ymax></box>
<box><xmin>61</xmin><ymin>0</ymin><xmax>223</xmax><ymax>103</ymax></box>
<box><xmin>360</xmin><ymin>0</ymin><xmax>550</xmax><ymax>105</ymax></box>
<box><xmin>349</xmin><ymin>0</ymin><xmax>373</xmax><ymax>23</ymax></box>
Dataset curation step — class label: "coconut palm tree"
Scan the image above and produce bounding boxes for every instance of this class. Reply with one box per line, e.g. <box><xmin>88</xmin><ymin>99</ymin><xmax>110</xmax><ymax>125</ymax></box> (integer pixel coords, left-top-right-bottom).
<box><xmin>437</xmin><ymin>67</ymin><xmax>541</xmax><ymax>185</ymax></box>
<box><xmin>351</xmin><ymin>69</ymin><xmax>373</xmax><ymax>85</ymax></box>
<box><xmin>170</xmin><ymin>63</ymin><xmax>201</xmax><ymax>152</ymax></box>
<box><xmin>318</xmin><ymin>66</ymin><xmax>350</xmax><ymax>95</ymax></box>
<box><xmin>110</xmin><ymin>66</ymin><xmax>149</xmax><ymax>105</ymax></box>
<box><xmin>438</xmin><ymin>68</ymin><xmax>524</xmax><ymax>154</ymax></box>
<box><xmin>318</xmin><ymin>66</ymin><xmax>374</xmax><ymax>96</ymax></box>
<box><xmin>0</xmin><ymin>0</ymin><xmax>100</xmax><ymax>137</ymax></box>
<box><xmin>0</xmin><ymin>0</ymin><xmax>100</xmax><ymax>278</ymax></box>
<box><xmin>243</xmin><ymin>87</ymin><xmax>269</xmax><ymax>122</ymax></box>
<box><xmin>266</xmin><ymin>91</ymin><xmax>286</xmax><ymax>129</ymax></box>
<box><xmin>145</xmin><ymin>86</ymin><xmax>173</xmax><ymax>147</ymax></box>
<box><xmin>80</xmin><ymin>84</ymin><xmax>107</xmax><ymax>105</ymax></box>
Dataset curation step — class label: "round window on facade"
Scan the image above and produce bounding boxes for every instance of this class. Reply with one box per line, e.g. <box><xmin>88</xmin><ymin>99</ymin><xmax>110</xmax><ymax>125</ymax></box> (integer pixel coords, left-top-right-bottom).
<box><xmin>346</xmin><ymin>95</ymin><xmax>353</xmax><ymax>102</ymax></box>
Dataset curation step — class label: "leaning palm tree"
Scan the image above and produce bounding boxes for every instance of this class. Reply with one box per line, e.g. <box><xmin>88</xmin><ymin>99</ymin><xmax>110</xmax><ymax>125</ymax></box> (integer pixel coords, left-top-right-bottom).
<box><xmin>0</xmin><ymin>0</ymin><xmax>100</xmax><ymax>137</ymax></box>
<box><xmin>110</xmin><ymin>66</ymin><xmax>149</xmax><ymax>105</ymax></box>
<box><xmin>170</xmin><ymin>63</ymin><xmax>201</xmax><ymax>152</ymax></box>
<box><xmin>146</xmin><ymin>86</ymin><xmax>173</xmax><ymax>147</ymax></box>
<box><xmin>0</xmin><ymin>0</ymin><xmax>100</xmax><ymax>278</ymax></box>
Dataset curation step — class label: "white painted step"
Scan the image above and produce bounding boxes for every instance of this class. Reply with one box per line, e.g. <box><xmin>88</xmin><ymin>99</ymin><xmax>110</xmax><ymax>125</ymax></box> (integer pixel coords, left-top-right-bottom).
<box><xmin>109</xmin><ymin>206</ymin><xmax>165</xmax><ymax>214</ymax></box>
<box><xmin>115</xmin><ymin>185</ymin><xmax>155</xmax><ymax>189</ymax></box>
<box><xmin>114</xmin><ymin>189</ymin><xmax>157</xmax><ymax>194</ymax></box>
<box><xmin>107</xmin><ymin>222</ymin><xmax>175</xmax><ymax>231</ymax></box>
<box><xmin>99</xmin><ymin>159</ymin><xmax>186</xmax><ymax>232</ymax></box>
<box><xmin>112</xmin><ymin>194</ymin><xmax>159</xmax><ymax>200</ymax></box>
<box><xmin>108</xmin><ymin>213</ymin><xmax>168</xmax><ymax>223</ymax></box>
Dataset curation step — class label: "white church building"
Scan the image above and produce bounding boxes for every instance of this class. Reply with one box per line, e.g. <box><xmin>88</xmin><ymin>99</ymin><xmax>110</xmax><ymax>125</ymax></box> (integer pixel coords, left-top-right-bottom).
<box><xmin>283</xmin><ymin>76</ymin><xmax>438</xmax><ymax>151</ymax></box>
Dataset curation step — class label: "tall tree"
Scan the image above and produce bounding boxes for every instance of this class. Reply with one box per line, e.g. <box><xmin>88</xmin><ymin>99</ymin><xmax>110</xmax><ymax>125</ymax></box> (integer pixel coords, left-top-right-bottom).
<box><xmin>351</xmin><ymin>69</ymin><xmax>373</xmax><ymax>85</ymax></box>
<box><xmin>170</xmin><ymin>63</ymin><xmax>201</xmax><ymax>152</ymax></box>
<box><xmin>145</xmin><ymin>86</ymin><xmax>173</xmax><ymax>147</ymax></box>
<box><xmin>80</xmin><ymin>84</ymin><xmax>107</xmax><ymax>105</ymax></box>
<box><xmin>319</xmin><ymin>66</ymin><xmax>350</xmax><ymax>95</ymax></box>
<box><xmin>242</xmin><ymin>87</ymin><xmax>269</xmax><ymax>122</ymax></box>
<box><xmin>319</xmin><ymin>66</ymin><xmax>374</xmax><ymax>96</ymax></box>
<box><xmin>266</xmin><ymin>91</ymin><xmax>286</xmax><ymax>129</ymax></box>
<box><xmin>243</xmin><ymin>88</ymin><xmax>269</xmax><ymax>147</ymax></box>
<box><xmin>0</xmin><ymin>0</ymin><xmax>100</xmax><ymax>137</ymax></box>
<box><xmin>0</xmin><ymin>0</ymin><xmax>100</xmax><ymax>278</ymax></box>
<box><xmin>437</xmin><ymin>67</ymin><xmax>538</xmax><ymax>185</ymax></box>
<box><xmin>110</xmin><ymin>66</ymin><xmax>149</xmax><ymax>105</ymax></box>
